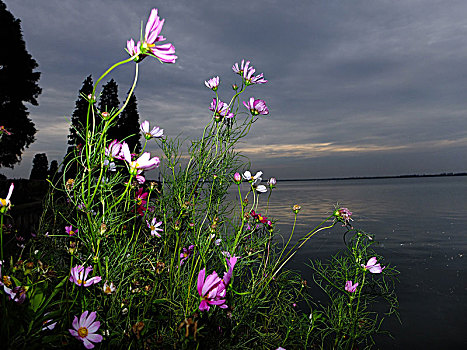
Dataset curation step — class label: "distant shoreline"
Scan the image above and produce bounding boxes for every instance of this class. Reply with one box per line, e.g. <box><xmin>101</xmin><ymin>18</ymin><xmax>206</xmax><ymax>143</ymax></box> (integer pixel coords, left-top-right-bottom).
<box><xmin>277</xmin><ymin>172</ymin><xmax>467</xmax><ymax>182</ymax></box>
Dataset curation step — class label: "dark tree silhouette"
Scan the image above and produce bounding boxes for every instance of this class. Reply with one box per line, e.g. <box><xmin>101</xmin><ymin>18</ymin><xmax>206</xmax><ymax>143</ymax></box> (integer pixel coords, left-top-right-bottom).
<box><xmin>48</xmin><ymin>159</ymin><xmax>58</xmax><ymax>181</ymax></box>
<box><xmin>99</xmin><ymin>79</ymin><xmax>120</xmax><ymax>141</ymax></box>
<box><xmin>117</xmin><ymin>91</ymin><xmax>141</xmax><ymax>153</ymax></box>
<box><xmin>0</xmin><ymin>1</ymin><xmax>41</xmax><ymax>168</ymax></box>
<box><xmin>68</xmin><ymin>75</ymin><xmax>94</xmax><ymax>147</ymax></box>
<box><xmin>30</xmin><ymin>153</ymin><xmax>48</xmax><ymax>180</ymax></box>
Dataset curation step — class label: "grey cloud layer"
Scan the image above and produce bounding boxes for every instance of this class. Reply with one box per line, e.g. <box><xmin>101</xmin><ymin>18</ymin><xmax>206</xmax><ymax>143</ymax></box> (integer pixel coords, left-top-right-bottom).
<box><xmin>2</xmin><ymin>0</ymin><xmax>466</xmax><ymax>178</ymax></box>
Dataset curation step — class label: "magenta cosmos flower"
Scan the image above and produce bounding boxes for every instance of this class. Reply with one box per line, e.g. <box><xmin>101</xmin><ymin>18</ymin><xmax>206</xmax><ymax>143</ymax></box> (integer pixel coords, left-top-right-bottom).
<box><xmin>345</xmin><ymin>280</ymin><xmax>359</xmax><ymax>293</ymax></box>
<box><xmin>209</xmin><ymin>98</ymin><xmax>234</xmax><ymax>121</ymax></box>
<box><xmin>197</xmin><ymin>269</ymin><xmax>228</xmax><ymax>311</ymax></box>
<box><xmin>361</xmin><ymin>257</ymin><xmax>385</xmax><ymax>274</ymax></box>
<box><xmin>126</xmin><ymin>8</ymin><xmax>177</xmax><ymax>63</ymax></box>
<box><xmin>69</xmin><ymin>311</ymin><xmax>103</xmax><ymax>349</ymax></box>
<box><xmin>65</xmin><ymin>225</ymin><xmax>78</xmax><ymax>236</ymax></box>
<box><xmin>205</xmin><ymin>76</ymin><xmax>220</xmax><ymax>91</ymax></box>
<box><xmin>233</xmin><ymin>172</ymin><xmax>241</xmax><ymax>184</ymax></box>
<box><xmin>140</xmin><ymin>120</ymin><xmax>164</xmax><ymax>140</ymax></box>
<box><xmin>147</xmin><ymin>217</ymin><xmax>163</xmax><ymax>237</ymax></box>
<box><xmin>222</xmin><ymin>256</ymin><xmax>238</xmax><ymax>286</ymax></box>
<box><xmin>122</xmin><ymin>142</ymin><xmax>160</xmax><ymax>175</ymax></box>
<box><xmin>180</xmin><ymin>245</ymin><xmax>195</xmax><ymax>266</ymax></box>
<box><xmin>0</xmin><ymin>182</ymin><xmax>14</xmax><ymax>210</ymax></box>
<box><xmin>243</xmin><ymin>97</ymin><xmax>269</xmax><ymax>116</ymax></box>
<box><xmin>70</xmin><ymin>265</ymin><xmax>102</xmax><ymax>287</ymax></box>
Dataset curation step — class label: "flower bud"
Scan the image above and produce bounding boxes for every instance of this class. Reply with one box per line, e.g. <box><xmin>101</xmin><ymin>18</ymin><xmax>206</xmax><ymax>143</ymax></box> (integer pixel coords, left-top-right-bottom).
<box><xmin>267</xmin><ymin>177</ymin><xmax>277</xmax><ymax>189</ymax></box>
<box><xmin>233</xmin><ymin>172</ymin><xmax>241</xmax><ymax>184</ymax></box>
<box><xmin>293</xmin><ymin>204</ymin><xmax>301</xmax><ymax>214</ymax></box>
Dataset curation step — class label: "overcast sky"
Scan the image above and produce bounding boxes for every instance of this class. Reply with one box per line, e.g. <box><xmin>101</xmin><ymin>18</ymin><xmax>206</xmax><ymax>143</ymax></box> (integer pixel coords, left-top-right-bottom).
<box><xmin>2</xmin><ymin>0</ymin><xmax>467</xmax><ymax>179</ymax></box>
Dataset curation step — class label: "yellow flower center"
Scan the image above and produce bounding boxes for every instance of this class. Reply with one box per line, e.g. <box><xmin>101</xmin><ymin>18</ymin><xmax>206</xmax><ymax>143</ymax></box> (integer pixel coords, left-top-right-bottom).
<box><xmin>150</xmin><ymin>225</ymin><xmax>155</xmax><ymax>230</ymax></box>
<box><xmin>0</xmin><ymin>198</ymin><xmax>7</xmax><ymax>206</ymax></box>
<box><xmin>76</xmin><ymin>279</ymin><xmax>83</xmax><ymax>285</ymax></box>
<box><xmin>3</xmin><ymin>275</ymin><xmax>12</xmax><ymax>287</ymax></box>
<box><xmin>104</xmin><ymin>286</ymin><xmax>111</xmax><ymax>294</ymax></box>
<box><xmin>78</xmin><ymin>326</ymin><xmax>88</xmax><ymax>338</ymax></box>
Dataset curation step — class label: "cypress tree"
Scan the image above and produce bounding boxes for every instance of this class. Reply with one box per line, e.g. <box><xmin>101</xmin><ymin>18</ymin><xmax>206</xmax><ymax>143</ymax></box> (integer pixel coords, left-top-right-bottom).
<box><xmin>118</xmin><ymin>91</ymin><xmax>142</xmax><ymax>153</ymax></box>
<box><xmin>99</xmin><ymin>79</ymin><xmax>120</xmax><ymax>141</ymax></box>
<box><xmin>29</xmin><ymin>153</ymin><xmax>48</xmax><ymax>180</ymax></box>
<box><xmin>0</xmin><ymin>0</ymin><xmax>41</xmax><ymax>168</ymax></box>
<box><xmin>68</xmin><ymin>75</ymin><xmax>93</xmax><ymax>147</ymax></box>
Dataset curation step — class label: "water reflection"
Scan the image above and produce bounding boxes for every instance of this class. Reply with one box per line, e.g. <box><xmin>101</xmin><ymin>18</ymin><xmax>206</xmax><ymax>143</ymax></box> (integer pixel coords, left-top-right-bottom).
<box><xmin>228</xmin><ymin>176</ymin><xmax>467</xmax><ymax>348</ymax></box>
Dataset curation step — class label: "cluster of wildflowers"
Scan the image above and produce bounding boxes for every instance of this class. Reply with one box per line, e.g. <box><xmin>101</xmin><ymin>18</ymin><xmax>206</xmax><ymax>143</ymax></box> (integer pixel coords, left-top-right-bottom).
<box><xmin>0</xmin><ymin>8</ymin><xmax>398</xmax><ymax>349</ymax></box>
<box><xmin>0</xmin><ymin>261</ymin><xmax>26</xmax><ymax>304</ymax></box>
<box><xmin>250</xmin><ymin>210</ymin><xmax>273</xmax><ymax>228</ymax></box>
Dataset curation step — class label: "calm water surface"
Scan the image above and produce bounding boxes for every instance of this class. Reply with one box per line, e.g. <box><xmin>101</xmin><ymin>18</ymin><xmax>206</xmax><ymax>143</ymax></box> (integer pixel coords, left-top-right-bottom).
<box><xmin>234</xmin><ymin>176</ymin><xmax>467</xmax><ymax>348</ymax></box>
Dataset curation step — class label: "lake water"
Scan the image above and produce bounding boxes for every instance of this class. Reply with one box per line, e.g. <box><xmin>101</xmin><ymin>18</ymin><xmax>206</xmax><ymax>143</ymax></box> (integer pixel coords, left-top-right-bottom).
<box><xmin>234</xmin><ymin>176</ymin><xmax>467</xmax><ymax>348</ymax></box>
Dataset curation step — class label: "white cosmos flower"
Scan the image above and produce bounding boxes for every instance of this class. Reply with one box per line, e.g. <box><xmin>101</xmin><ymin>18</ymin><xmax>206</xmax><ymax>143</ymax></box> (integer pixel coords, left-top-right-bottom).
<box><xmin>242</xmin><ymin>170</ymin><xmax>263</xmax><ymax>181</ymax></box>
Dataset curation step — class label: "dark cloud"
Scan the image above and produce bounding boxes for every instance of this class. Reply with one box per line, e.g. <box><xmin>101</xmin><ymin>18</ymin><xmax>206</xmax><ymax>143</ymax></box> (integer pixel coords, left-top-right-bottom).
<box><xmin>2</xmin><ymin>0</ymin><xmax>466</xmax><ymax>179</ymax></box>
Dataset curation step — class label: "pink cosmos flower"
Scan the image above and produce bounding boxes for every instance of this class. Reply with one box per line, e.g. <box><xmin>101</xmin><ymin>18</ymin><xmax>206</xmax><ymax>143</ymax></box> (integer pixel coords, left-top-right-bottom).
<box><xmin>8</xmin><ymin>286</ymin><xmax>27</xmax><ymax>304</ymax></box>
<box><xmin>126</xmin><ymin>38</ymin><xmax>141</xmax><ymax>57</ymax></box>
<box><xmin>232</xmin><ymin>60</ymin><xmax>267</xmax><ymax>85</ymax></box>
<box><xmin>0</xmin><ymin>183</ymin><xmax>14</xmax><ymax>210</ymax></box>
<box><xmin>361</xmin><ymin>257</ymin><xmax>385</xmax><ymax>274</ymax></box>
<box><xmin>243</xmin><ymin>68</ymin><xmax>267</xmax><ymax>85</ymax></box>
<box><xmin>105</xmin><ymin>140</ymin><xmax>124</xmax><ymax>160</ymax></box>
<box><xmin>335</xmin><ymin>207</ymin><xmax>353</xmax><ymax>226</ymax></box>
<box><xmin>180</xmin><ymin>245</ymin><xmax>195</xmax><ymax>266</ymax></box>
<box><xmin>232</xmin><ymin>59</ymin><xmax>249</xmax><ymax>75</ymax></box>
<box><xmin>69</xmin><ymin>311</ymin><xmax>103</xmax><ymax>349</ymax></box>
<box><xmin>233</xmin><ymin>172</ymin><xmax>241</xmax><ymax>184</ymax></box>
<box><xmin>65</xmin><ymin>225</ymin><xmax>77</xmax><ymax>236</ymax></box>
<box><xmin>222</xmin><ymin>256</ymin><xmax>238</xmax><ymax>286</ymax></box>
<box><xmin>70</xmin><ymin>265</ymin><xmax>102</xmax><ymax>287</ymax></box>
<box><xmin>135</xmin><ymin>188</ymin><xmax>148</xmax><ymax>216</ymax></box>
<box><xmin>243</xmin><ymin>97</ymin><xmax>269</xmax><ymax>116</ymax></box>
<box><xmin>205</xmin><ymin>76</ymin><xmax>220</xmax><ymax>90</ymax></box>
<box><xmin>345</xmin><ymin>280</ymin><xmax>359</xmax><ymax>293</ymax></box>
<box><xmin>147</xmin><ymin>217</ymin><xmax>163</xmax><ymax>237</ymax></box>
<box><xmin>268</xmin><ymin>177</ymin><xmax>277</xmax><ymax>188</ymax></box>
<box><xmin>140</xmin><ymin>120</ymin><xmax>164</xmax><ymax>139</ymax></box>
<box><xmin>126</xmin><ymin>8</ymin><xmax>177</xmax><ymax>63</ymax></box>
<box><xmin>197</xmin><ymin>269</ymin><xmax>227</xmax><ymax>311</ymax></box>
<box><xmin>209</xmin><ymin>98</ymin><xmax>234</xmax><ymax>121</ymax></box>
<box><xmin>42</xmin><ymin>318</ymin><xmax>57</xmax><ymax>331</ymax></box>
<box><xmin>122</xmin><ymin>142</ymin><xmax>160</xmax><ymax>175</ymax></box>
